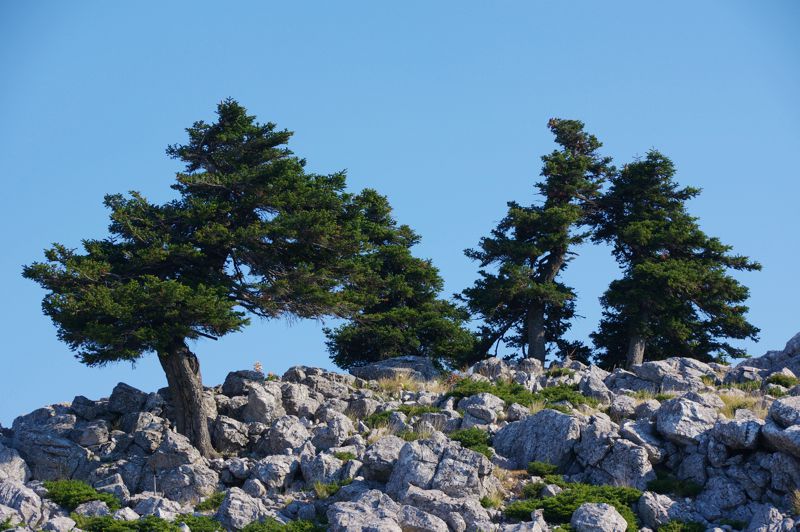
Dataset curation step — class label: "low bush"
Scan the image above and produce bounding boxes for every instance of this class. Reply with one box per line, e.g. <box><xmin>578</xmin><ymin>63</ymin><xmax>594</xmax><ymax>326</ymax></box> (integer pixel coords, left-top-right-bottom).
<box><xmin>44</xmin><ymin>479</ymin><xmax>121</xmax><ymax>511</ymax></box>
<box><xmin>241</xmin><ymin>518</ymin><xmax>325</xmax><ymax>531</ymax></box>
<box><xmin>521</xmin><ymin>482</ymin><xmax>544</xmax><ymax>498</ymax></box>
<box><xmin>721</xmin><ymin>380</ymin><xmax>762</xmax><ymax>393</ymax></box>
<box><xmin>333</xmin><ymin>451</ymin><xmax>357</xmax><ymax>462</ymax></box>
<box><xmin>479</xmin><ymin>494</ymin><xmax>502</xmax><ymax>508</ymax></box>
<box><xmin>449</xmin><ymin>427</ymin><xmax>492</xmax><ymax>457</ymax></box>
<box><xmin>364</xmin><ymin>410</ymin><xmax>393</xmax><ymax>428</ymax></box>
<box><xmin>656</xmin><ymin>521</ymin><xmax>705</xmax><ymax>532</ymax></box>
<box><xmin>504</xmin><ymin>482</ymin><xmax>641</xmax><ymax>532</ymax></box>
<box><xmin>766</xmin><ymin>373</ymin><xmax>799</xmax><ymax>388</ymax></box>
<box><xmin>527</xmin><ymin>461</ymin><xmax>559</xmax><ymax>476</ymax></box>
<box><xmin>448</xmin><ymin>380</ymin><xmax>596</xmax><ymax>409</ymax></box>
<box><xmin>646</xmin><ymin>471</ymin><xmax>703</xmax><ymax>498</ymax></box>
<box><xmin>71</xmin><ymin>515</ymin><xmax>218</xmax><ymax>532</ymax></box>
<box><xmin>546</xmin><ymin>368</ymin><xmax>575</xmax><ymax>378</ymax></box>
<box><xmin>195</xmin><ymin>491</ymin><xmax>226</xmax><ymax>512</ymax></box>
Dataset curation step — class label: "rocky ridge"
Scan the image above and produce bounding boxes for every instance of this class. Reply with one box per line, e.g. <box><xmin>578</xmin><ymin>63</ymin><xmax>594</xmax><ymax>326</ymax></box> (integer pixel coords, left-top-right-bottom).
<box><xmin>1</xmin><ymin>334</ymin><xmax>800</xmax><ymax>531</ymax></box>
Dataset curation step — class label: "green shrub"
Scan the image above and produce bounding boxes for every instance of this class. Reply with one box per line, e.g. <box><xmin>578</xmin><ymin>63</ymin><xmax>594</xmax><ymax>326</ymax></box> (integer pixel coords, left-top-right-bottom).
<box><xmin>479</xmin><ymin>494</ymin><xmax>502</xmax><ymax>508</ymax></box>
<box><xmin>552</xmin><ymin>526</ymin><xmax>575</xmax><ymax>532</ymax></box>
<box><xmin>311</xmin><ymin>478</ymin><xmax>352</xmax><ymax>499</ymax></box>
<box><xmin>546</xmin><ymin>368</ymin><xmax>576</xmax><ymax>378</ymax></box>
<box><xmin>45</xmin><ymin>479</ymin><xmax>121</xmax><ymax>511</ymax></box>
<box><xmin>521</xmin><ymin>482</ymin><xmax>544</xmax><ymax>498</ymax></box>
<box><xmin>333</xmin><ymin>451</ymin><xmax>357</xmax><ymax>461</ymax></box>
<box><xmin>448</xmin><ymin>380</ymin><xmax>596</xmax><ymax>410</ymax></box>
<box><xmin>656</xmin><ymin>521</ymin><xmax>705</xmax><ymax>532</ymax></box>
<box><xmin>242</xmin><ymin>518</ymin><xmax>325</xmax><ymax>531</ymax></box>
<box><xmin>766</xmin><ymin>374</ymin><xmax>799</xmax><ymax>388</ymax></box>
<box><xmin>449</xmin><ymin>427</ymin><xmax>492</xmax><ymax>457</ymax></box>
<box><xmin>396</xmin><ymin>405</ymin><xmax>441</xmax><ymax>417</ymax></box>
<box><xmin>398</xmin><ymin>430</ymin><xmax>424</xmax><ymax>441</ymax></box>
<box><xmin>71</xmin><ymin>515</ymin><xmax>179</xmax><ymax>532</ymax></box>
<box><xmin>722</xmin><ymin>380</ymin><xmax>762</xmax><ymax>393</ymax></box>
<box><xmin>195</xmin><ymin>491</ymin><xmax>226</xmax><ymax>512</ymax></box>
<box><xmin>364</xmin><ymin>410</ymin><xmax>393</xmax><ymax>428</ymax></box>
<box><xmin>527</xmin><ymin>461</ymin><xmax>559</xmax><ymax>476</ymax></box>
<box><xmin>646</xmin><ymin>472</ymin><xmax>703</xmax><ymax>498</ymax></box>
<box><xmin>0</xmin><ymin>517</ymin><xmax>13</xmax><ymax>530</ymax></box>
<box><xmin>504</xmin><ymin>482</ymin><xmax>641</xmax><ymax>532</ymax></box>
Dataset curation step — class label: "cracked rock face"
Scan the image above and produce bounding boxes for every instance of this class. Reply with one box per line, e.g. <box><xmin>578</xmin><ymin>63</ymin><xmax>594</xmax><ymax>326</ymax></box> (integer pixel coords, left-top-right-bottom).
<box><xmin>3</xmin><ymin>334</ymin><xmax>800</xmax><ymax>531</ymax></box>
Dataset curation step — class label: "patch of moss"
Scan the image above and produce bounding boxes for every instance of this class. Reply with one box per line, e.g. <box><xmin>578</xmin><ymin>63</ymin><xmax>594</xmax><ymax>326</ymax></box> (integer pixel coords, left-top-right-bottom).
<box><xmin>504</xmin><ymin>482</ymin><xmax>641</xmax><ymax>532</ymax></box>
<box><xmin>646</xmin><ymin>471</ymin><xmax>703</xmax><ymax>498</ymax></box>
<box><xmin>44</xmin><ymin>479</ymin><xmax>121</xmax><ymax>511</ymax></box>
<box><xmin>333</xmin><ymin>451</ymin><xmax>357</xmax><ymax>461</ymax></box>
<box><xmin>195</xmin><ymin>491</ymin><xmax>226</xmax><ymax>512</ymax></box>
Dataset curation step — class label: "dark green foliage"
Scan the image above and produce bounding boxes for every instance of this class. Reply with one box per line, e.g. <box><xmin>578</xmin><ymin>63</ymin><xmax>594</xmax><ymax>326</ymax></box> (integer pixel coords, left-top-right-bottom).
<box><xmin>656</xmin><ymin>521</ymin><xmax>705</xmax><ymax>532</ymax></box>
<box><xmin>0</xmin><ymin>518</ymin><xmax>12</xmax><ymax>530</ymax></box>
<box><xmin>333</xmin><ymin>451</ymin><xmax>357</xmax><ymax>461</ymax></box>
<box><xmin>646</xmin><ymin>471</ymin><xmax>703</xmax><ymax>498</ymax></box>
<box><xmin>364</xmin><ymin>410</ymin><xmax>393</xmax><ymax>428</ymax></box>
<box><xmin>242</xmin><ymin>518</ymin><xmax>325</xmax><ymax>532</ymax></box>
<box><xmin>460</xmin><ymin>119</ymin><xmax>612</xmax><ymax>361</ymax></box>
<box><xmin>521</xmin><ymin>482</ymin><xmax>545</xmax><ymax>498</ymax></box>
<box><xmin>23</xmin><ymin>100</ymin><xmax>419</xmax><ymax>454</ymax></box>
<box><xmin>504</xmin><ymin>482</ymin><xmax>641</xmax><ymax>531</ymax></box>
<box><xmin>479</xmin><ymin>495</ymin><xmax>502</xmax><ymax>509</ymax></box>
<box><xmin>546</xmin><ymin>367</ymin><xmax>575</xmax><ymax>378</ymax></box>
<box><xmin>325</xmin><ymin>232</ymin><xmax>478</xmax><ymax>369</ymax></box>
<box><xmin>721</xmin><ymin>380</ymin><xmax>762</xmax><ymax>393</ymax></box>
<box><xmin>448</xmin><ymin>379</ymin><xmax>597</xmax><ymax>409</ymax></box>
<box><xmin>527</xmin><ymin>461</ymin><xmax>559</xmax><ymax>476</ymax></box>
<box><xmin>449</xmin><ymin>427</ymin><xmax>492</xmax><ymax>458</ymax></box>
<box><xmin>591</xmin><ymin>151</ymin><xmax>760</xmax><ymax>368</ymax></box>
<box><xmin>71</xmin><ymin>515</ymin><xmax>222</xmax><ymax>532</ymax></box>
<box><xmin>44</xmin><ymin>479</ymin><xmax>121</xmax><ymax>511</ymax></box>
<box><xmin>195</xmin><ymin>491</ymin><xmax>226</xmax><ymax>512</ymax></box>
<box><xmin>766</xmin><ymin>373</ymin><xmax>799</xmax><ymax>388</ymax></box>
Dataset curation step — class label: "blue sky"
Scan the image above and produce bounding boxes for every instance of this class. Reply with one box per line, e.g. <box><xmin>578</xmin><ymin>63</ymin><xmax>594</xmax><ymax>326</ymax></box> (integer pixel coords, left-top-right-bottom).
<box><xmin>1</xmin><ymin>1</ymin><xmax>798</xmax><ymax>425</ymax></box>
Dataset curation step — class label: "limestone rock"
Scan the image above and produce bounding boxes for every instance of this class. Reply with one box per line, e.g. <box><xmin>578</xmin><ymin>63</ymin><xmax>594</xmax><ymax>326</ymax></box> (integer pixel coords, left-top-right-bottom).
<box><xmin>494</xmin><ymin>409</ymin><xmax>583</xmax><ymax>469</ymax></box>
<box><xmin>570</xmin><ymin>502</ymin><xmax>627</xmax><ymax>532</ymax></box>
<box><xmin>349</xmin><ymin>356</ymin><xmax>441</xmax><ymax>382</ymax></box>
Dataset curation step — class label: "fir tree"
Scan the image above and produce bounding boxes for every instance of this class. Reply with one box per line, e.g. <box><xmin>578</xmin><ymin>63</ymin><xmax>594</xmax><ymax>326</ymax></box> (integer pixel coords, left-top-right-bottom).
<box><xmin>324</xmin><ymin>214</ymin><xmax>477</xmax><ymax>370</ymax></box>
<box><xmin>23</xmin><ymin>100</ymin><xmax>397</xmax><ymax>456</ymax></box>
<box><xmin>591</xmin><ymin>150</ymin><xmax>760</xmax><ymax>368</ymax></box>
<box><xmin>461</xmin><ymin>119</ymin><xmax>611</xmax><ymax>361</ymax></box>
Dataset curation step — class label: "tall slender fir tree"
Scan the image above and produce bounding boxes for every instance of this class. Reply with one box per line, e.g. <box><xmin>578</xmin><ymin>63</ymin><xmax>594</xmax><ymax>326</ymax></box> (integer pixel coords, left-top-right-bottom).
<box><xmin>591</xmin><ymin>150</ymin><xmax>761</xmax><ymax>368</ymax></box>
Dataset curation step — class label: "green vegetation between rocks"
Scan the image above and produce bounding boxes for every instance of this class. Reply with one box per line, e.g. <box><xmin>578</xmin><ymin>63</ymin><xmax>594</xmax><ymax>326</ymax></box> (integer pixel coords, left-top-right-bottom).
<box><xmin>241</xmin><ymin>518</ymin><xmax>326</xmax><ymax>532</ymax></box>
<box><xmin>646</xmin><ymin>471</ymin><xmax>703</xmax><ymax>498</ymax></box>
<box><xmin>44</xmin><ymin>479</ymin><xmax>121</xmax><ymax>511</ymax></box>
<box><xmin>504</xmin><ymin>481</ymin><xmax>642</xmax><ymax>532</ymax></box>
<box><xmin>71</xmin><ymin>514</ymin><xmax>223</xmax><ymax>532</ymax></box>
<box><xmin>195</xmin><ymin>491</ymin><xmax>226</xmax><ymax>512</ymax></box>
<box><xmin>449</xmin><ymin>427</ymin><xmax>492</xmax><ymax>458</ymax></box>
<box><xmin>546</xmin><ymin>368</ymin><xmax>576</xmax><ymax>378</ymax></box>
<box><xmin>527</xmin><ymin>461</ymin><xmax>559</xmax><ymax>476</ymax></box>
<box><xmin>765</xmin><ymin>373</ymin><xmax>799</xmax><ymax>388</ymax></box>
<box><xmin>656</xmin><ymin>521</ymin><xmax>705</xmax><ymax>532</ymax></box>
<box><xmin>448</xmin><ymin>379</ymin><xmax>597</xmax><ymax>409</ymax></box>
<box><xmin>312</xmin><ymin>478</ymin><xmax>353</xmax><ymax>499</ymax></box>
<box><xmin>333</xmin><ymin>451</ymin><xmax>357</xmax><ymax>461</ymax></box>
<box><xmin>364</xmin><ymin>404</ymin><xmax>441</xmax><ymax>428</ymax></box>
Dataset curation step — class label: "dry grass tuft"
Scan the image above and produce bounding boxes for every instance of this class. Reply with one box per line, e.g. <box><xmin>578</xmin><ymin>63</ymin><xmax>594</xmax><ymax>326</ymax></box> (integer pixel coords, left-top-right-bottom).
<box><xmin>791</xmin><ymin>489</ymin><xmax>800</xmax><ymax>516</ymax></box>
<box><xmin>719</xmin><ymin>393</ymin><xmax>769</xmax><ymax>419</ymax></box>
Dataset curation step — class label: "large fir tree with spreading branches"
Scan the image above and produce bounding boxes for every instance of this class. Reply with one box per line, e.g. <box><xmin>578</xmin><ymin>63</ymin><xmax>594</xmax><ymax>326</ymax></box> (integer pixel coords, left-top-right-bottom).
<box><xmin>460</xmin><ymin>119</ymin><xmax>612</xmax><ymax>362</ymax></box>
<box><xmin>591</xmin><ymin>150</ymin><xmax>761</xmax><ymax>368</ymax></box>
<box><xmin>23</xmin><ymin>99</ymin><xmax>408</xmax><ymax>457</ymax></box>
<box><xmin>324</xmin><ymin>220</ymin><xmax>477</xmax><ymax>370</ymax></box>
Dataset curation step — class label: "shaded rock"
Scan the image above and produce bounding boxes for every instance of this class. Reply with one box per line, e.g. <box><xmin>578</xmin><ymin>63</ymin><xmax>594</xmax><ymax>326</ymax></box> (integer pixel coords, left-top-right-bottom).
<box><xmin>397</xmin><ymin>504</ymin><xmax>449</xmax><ymax>532</ymax></box>
<box><xmin>570</xmin><ymin>502</ymin><xmax>627</xmax><ymax>532</ymax></box>
<box><xmin>761</xmin><ymin>419</ymin><xmax>800</xmax><ymax>459</ymax></box>
<box><xmin>263</xmin><ymin>416</ymin><xmax>310</xmax><ymax>454</ymax></box>
<box><xmin>0</xmin><ymin>443</ymin><xmax>29</xmax><ymax>483</ymax></box>
<box><xmin>0</xmin><ymin>480</ymin><xmax>41</xmax><ymax>526</ymax></box>
<box><xmin>242</xmin><ymin>382</ymin><xmax>286</xmax><ymax>424</ymax></box>
<box><xmin>655</xmin><ymin>397</ymin><xmax>717</xmax><ymax>445</ymax></box>
<box><xmin>113</xmin><ymin>507</ymin><xmax>140</xmax><ymax>521</ymax></box>
<box><xmin>73</xmin><ymin>500</ymin><xmax>110</xmax><ymax>517</ymax></box>
<box><xmin>222</xmin><ymin>370</ymin><xmax>265</xmax><ymax>397</ymax></box>
<box><xmin>494</xmin><ymin>409</ymin><xmax>583</xmax><ymax>469</ymax></box>
<box><xmin>327</xmin><ymin>489</ymin><xmax>402</xmax><ymax>532</ymax></box>
<box><xmin>41</xmin><ymin>516</ymin><xmax>76</xmax><ymax>532</ymax></box>
<box><xmin>349</xmin><ymin>356</ymin><xmax>441</xmax><ymax>382</ymax></box>
<box><xmin>695</xmin><ymin>475</ymin><xmax>747</xmax><ymax>521</ymax></box>
<box><xmin>11</xmin><ymin>407</ymin><xmax>90</xmax><ymax>480</ymax></box>
<box><xmin>215</xmin><ymin>487</ymin><xmax>267</xmax><ymax>530</ymax></box>
<box><xmin>211</xmin><ymin>415</ymin><xmax>249</xmax><ymax>453</ymax></box>
<box><xmin>300</xmin><ymin>453</ymin><xmax>345</xmax><ymax>484</ymax></box>
<box><xmin>362</xmin><ymin>435</ymin><xmax>405</xmax><ymax>482</ymax></box>
<box><xmin>397</xmin><ymin>484</ymin><xmax>494</xmax><ymax>532</ymax></box>
<box><xmin>108</xmin><ymin>383</ymin><xmax>147</xmax><ymax>414</ymax></box>
<box><xmin>131</xmin><ymin>493</ymin><xmax>183</xmax><ymax>519</ymax></box>
<box><xmin>714</xmin><ymin>410</ymin><xmax>764</xmax><ymax>450</ymax></box>
<box><xmin>250</xmin><ymin>455</ymin><xmax>299</xmax><ymax>491</ymax></box>
<box><xmin>609</xmin><ymin>395</ymin><xmax>638</xmax><ymax>420</ymax></box>
<box><xmin>457</xmin><ymin>393</ymin><xmax>505</xmax><ymax>425</ymax></box>
<box><xmin>637</xmin><ymin>491</ymin><xmax>698</xmax><ymax>529</ymax></box>
<box><xmin>768</xmin><ymin>396</ymin><xmax>800</xmax><ymax>428</ymax></box>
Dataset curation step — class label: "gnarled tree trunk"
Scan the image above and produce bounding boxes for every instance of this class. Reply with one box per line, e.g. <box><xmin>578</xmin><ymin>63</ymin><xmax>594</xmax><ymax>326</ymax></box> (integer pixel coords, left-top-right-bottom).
<box><xmin>158</xmin><ymin>341</ymin><xmax>218</xmax><ymax>458</ymax></box>
<box><xmin>527</xmin><ymin>303</ymin><xmax>547</xmax><ymax>363</ymax></box>
<box><xmin>626</xmin><ymin>333</ymin><xmax>646</xmax><ymax>368</ymax></box>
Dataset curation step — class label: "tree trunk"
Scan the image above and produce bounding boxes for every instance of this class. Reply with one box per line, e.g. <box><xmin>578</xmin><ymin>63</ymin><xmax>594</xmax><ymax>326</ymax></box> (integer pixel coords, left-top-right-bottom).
<box><xmin>158</xmin><ymin>341</ymin><xmax>218</xmax><ymax>458</ymax></box>
<box><xmin>527</xmin><ymin>303</ymin><xmax>547</xmax><ymax>363</ymax></box>
<box><xmin>626</xmin><ymin>334</ymin><xmax>646</xmax><ymax>368</ymax></box>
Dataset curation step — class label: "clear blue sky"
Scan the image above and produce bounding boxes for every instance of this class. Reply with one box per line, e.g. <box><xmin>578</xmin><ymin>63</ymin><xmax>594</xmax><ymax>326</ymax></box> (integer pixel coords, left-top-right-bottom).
<box><xmin>1</xmin><ymin>1</ymin><xmax>798</xmax><ymax>425</ymax></box>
